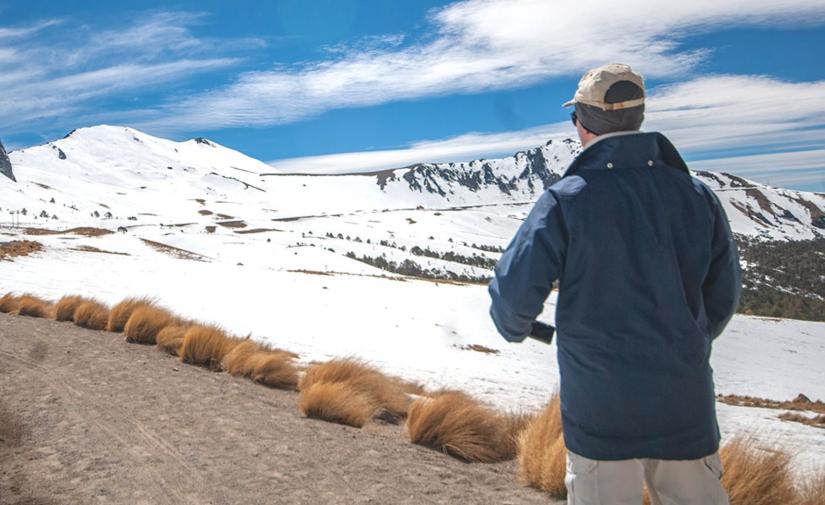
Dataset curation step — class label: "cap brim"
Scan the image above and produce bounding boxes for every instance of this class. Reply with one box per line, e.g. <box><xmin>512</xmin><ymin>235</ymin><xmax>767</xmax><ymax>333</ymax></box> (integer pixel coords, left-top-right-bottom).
<box><xmin>562</xmin><ymin>99</ymin><xmax>576</xmax><ymax>108</ymax></box>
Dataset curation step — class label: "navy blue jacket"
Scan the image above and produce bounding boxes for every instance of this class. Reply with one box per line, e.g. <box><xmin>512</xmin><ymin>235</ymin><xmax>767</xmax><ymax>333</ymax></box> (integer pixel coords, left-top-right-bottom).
<box><xmin>489</xmin><ymin>132</ymin><xmax>741</xmax><ymax>460</ymax></box>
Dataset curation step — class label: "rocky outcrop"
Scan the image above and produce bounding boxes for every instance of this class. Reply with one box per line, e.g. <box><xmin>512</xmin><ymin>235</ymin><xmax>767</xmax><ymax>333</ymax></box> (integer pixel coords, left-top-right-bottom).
<box><xmin>0</xmin><ymin>139</ymin><xmax>15</xmax><ymax>182</ymax></box>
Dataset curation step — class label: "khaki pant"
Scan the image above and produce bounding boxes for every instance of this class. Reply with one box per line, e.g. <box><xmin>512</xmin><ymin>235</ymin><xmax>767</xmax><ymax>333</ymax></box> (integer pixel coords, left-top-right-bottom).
<box><xmin>566</xmin><ymin>451</ymin><xmax>730</xmax><ymax>505</ymax></box>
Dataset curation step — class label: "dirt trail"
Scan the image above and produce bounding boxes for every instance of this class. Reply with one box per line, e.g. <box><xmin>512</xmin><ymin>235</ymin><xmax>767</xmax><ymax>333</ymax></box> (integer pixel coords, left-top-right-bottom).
<box><xmin>0</xmin><ymin>314</ymin><xmax>557</xmax><ymax>505</ymax></box>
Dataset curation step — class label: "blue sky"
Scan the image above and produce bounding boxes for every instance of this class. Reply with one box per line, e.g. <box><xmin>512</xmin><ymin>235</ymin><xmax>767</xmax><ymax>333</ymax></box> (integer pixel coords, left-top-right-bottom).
<box><xmin>2</xmin><ymin>0</ymin><xmax>825</xmax><ymax>192</ymax></box>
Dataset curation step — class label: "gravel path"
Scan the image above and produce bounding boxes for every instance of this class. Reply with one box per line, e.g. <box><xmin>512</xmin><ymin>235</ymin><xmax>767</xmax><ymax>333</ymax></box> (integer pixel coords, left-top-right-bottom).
<box><xmin>0</xmin><ymin>314</ymin><xmax>557</xmax><ymax>505</ymax></box>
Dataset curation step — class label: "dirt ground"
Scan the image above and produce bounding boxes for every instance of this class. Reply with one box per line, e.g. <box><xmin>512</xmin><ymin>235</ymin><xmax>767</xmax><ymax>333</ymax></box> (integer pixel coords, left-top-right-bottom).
<box><xmin>0</xmin><ymin>313</ymin><xmax>558</xmax><ymax>505</ymax></box>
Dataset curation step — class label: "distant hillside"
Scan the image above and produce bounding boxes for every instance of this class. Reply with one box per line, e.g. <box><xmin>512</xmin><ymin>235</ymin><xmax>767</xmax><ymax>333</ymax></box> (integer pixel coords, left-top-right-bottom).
<box><xmin>737</xmin><ymin>237</ymin><xmax>825</xmax><ymax>321</ymax></box>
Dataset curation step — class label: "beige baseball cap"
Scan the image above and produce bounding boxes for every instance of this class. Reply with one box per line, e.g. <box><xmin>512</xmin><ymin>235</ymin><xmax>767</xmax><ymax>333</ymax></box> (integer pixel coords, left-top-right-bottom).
<box><xmin>562</xmin><ymin>63</ymin><xmax>645</xmax><ymax>111</ymax></box>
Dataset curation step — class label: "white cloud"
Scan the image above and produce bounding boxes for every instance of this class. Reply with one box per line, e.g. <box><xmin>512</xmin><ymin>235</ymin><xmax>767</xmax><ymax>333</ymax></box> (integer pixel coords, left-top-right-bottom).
<box><xmin>0</xmin><ymin>19</ymin><xmax>60</xmax><ymax>40</ymax></box>
<box><xmin>690</xmin><ymin>150</ymin><xmax>825</xmax><ymax>191</ymax></box>
<box><xmin>268</xmin><ymin>74</ymin><xmax>825</xmax><ymax>191</ymax></box>
<box><xmin>139</xmin><ymin>0</ymin><xmax>825</xmax><ymax>131</ymax></box>
<box><xmin>269</xmin><ymin>124</ymin><xmax>572</xmax><ymax>173</ymax></box>
<box><xmin>0</xmin><ymin>13</ymin><xmax>243</xmax><ymax>131</ymax></box>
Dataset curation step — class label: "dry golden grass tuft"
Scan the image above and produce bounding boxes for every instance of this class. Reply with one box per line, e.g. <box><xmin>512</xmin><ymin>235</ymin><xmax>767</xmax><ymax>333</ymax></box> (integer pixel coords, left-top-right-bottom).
<box><xmin>517</xmin><ymin>394</ymin><xmax>566</xmax><ymax>496</ymax></box>
<box><xmin>124</xmin><ymin>305</ymin><xmax>176</xmax><ymax>345</ymax></box>
<box><xmin>777</xmin><ymin>411</ymin><xmax>825</xmax><ymax>429</ymax></box>
<box><xmin>246</xmin><ymin>351</ymin><xmax>299</xmax><ymax>390</ymax></box>
<box><xmin>720</xmin><ymin>436</ymin><xmax>796</xmax><ymax>505</ymax></box>
<box><xmin>107</xmin><ymin>297</ymin><xmax>155</xmax><ymax>333</ymax></box>
<box><xmin>299</xmin><ymin>381</ymin><xmax>377</xmax><ymax>428</ymax></box>
<box><xmin>54</xmin><ymin>295</ymin><xmax>89</xmax><ymax>322</ymax></box>
<box><xmin>719</xmin><ymin>393</ymin><xmax>825</xmax><ymax>414</ymax></box>
<box><xmin>298</xmin><ymin>359</ymin><xmax>413</xmax><ymax>426</ymax></box>
<box><xmin>0</xmin><ymin>240</ymin><xmax>43</xmax><ymax>260</ymax></box>
<box><xmin>74</xmin><ymin>300</ymin><xmax>110</xmax><ymax>330</ymax></box>
<box><xmin>179</xmin><ymin>324</ymin><xmax>240</xmax><ymax>370</ymax></box>
<box><xmin>797</xmin><ymin>471</ymin><xmax>825</xmax><ymax>505</ymax></box>
<box><xmin>0</xmin><ymin>293</ymin><xmax>20</xmax><ymax>313</ymax></box>
<box><xmin>221</xmin><ymin>340</ymin><xmax>263</xmax><ymax>376</ymax></box>
<box><xmin>221</xmin><ymin>340</ymin><xmax>299</xmax><ymax>390</ymax></box>
<box><xmin>156</xmin><ymin>325</ymin><xmax>187</xmax><ymax>356</ymax></box>
<box><xmin>16</xmin><ymin>294</ymin><xmax>53</xmax><ymax>318</ymax></box>
<box><xmin>405</xmin><ymin>390</ymin><xmax>516</xmax><ymax>463</ymax></box>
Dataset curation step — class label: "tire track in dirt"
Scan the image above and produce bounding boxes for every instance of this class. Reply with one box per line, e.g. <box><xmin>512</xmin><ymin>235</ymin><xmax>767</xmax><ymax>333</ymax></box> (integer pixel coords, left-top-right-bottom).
<box><xmin>0</xmin><ymin>348</ymin><xmax>205</xmax><ymax>505</ymax></box>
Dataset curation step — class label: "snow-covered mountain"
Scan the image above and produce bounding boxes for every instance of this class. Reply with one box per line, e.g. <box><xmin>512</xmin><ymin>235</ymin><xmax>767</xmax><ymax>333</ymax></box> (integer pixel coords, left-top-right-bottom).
<box><xmin>2</xmin><ymin>125</ymin><xmax>824</xmax><ymax>241</ymax></box>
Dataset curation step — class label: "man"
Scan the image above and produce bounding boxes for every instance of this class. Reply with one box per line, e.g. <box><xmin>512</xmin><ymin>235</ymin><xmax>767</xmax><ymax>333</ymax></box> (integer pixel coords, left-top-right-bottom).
<box><xmin>489</xmin><ymin>63</ymin><xmax>741</xmax><ymax>505</ymax></box>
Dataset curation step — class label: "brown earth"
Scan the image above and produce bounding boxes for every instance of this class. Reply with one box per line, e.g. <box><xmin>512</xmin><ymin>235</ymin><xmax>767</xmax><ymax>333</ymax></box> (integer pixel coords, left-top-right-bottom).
<box><xmin>23</xmin><ymin>227</ymin><xmax>113</xmax><ymax>237</ymax></box>
<box><xmin>0</xmin><ymin>314</ymin><xmax>556</xmax><ymax>505</ymax></box>
<box><xmin>0</xmin><ymin>241</ymin><xmax>42</xmax><ymax>261</ymax></box>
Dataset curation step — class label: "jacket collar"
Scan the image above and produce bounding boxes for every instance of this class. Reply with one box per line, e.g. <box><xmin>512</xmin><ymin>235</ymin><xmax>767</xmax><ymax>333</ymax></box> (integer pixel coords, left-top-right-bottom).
<box><xmin>565</xmin><ymin>131</ymin><xmax>689</xmax><ymax>177</ymax></box>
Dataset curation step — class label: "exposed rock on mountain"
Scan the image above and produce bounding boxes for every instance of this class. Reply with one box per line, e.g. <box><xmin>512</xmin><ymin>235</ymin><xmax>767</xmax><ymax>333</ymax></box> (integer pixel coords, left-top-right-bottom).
<box><xmin>0</xmin><ymin>139</ymin><xmax>15</xmax><ymax>182</ymax></box>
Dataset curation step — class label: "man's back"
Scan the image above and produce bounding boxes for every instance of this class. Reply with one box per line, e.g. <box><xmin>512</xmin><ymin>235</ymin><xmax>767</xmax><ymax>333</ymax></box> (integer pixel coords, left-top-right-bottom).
<box><xmin>489</xmin><ymin>131</ymin><xmax>741</xmax><ymax>461</ymax></box>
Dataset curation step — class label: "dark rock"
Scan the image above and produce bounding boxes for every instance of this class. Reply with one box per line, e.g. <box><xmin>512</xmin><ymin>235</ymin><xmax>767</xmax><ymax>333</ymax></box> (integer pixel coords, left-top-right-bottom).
<box><xmin>0</xmin><ymin>139</ymin><xmax>14</xmax><ymax>182</ymax></box>
<box><xmin>794</xmin><ymin>393</ymin><xmax>812</xmax><ymax>404</ymax></box>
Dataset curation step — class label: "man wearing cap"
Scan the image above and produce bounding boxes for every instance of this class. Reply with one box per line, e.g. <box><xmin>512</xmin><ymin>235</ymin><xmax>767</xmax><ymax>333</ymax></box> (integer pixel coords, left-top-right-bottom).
<box><xmin>489</xmin><ymin>64</ymin><xmax>740</xmax><ymax>504</ymax></box>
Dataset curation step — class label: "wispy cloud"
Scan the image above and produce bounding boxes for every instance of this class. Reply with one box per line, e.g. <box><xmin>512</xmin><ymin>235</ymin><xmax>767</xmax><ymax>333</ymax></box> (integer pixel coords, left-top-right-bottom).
<box><xmin>269</xmin><ymin>74</ymin><xmax>825</xmax><ymax>192</ymax></box>
<box><xmin>0</xmin><ymin>19</ymin><xmax>61</xmax><ymax>39</ymax></box>
<box><xmin>690</xmin><ymin>150</ymin><xmax>825</xmax><ymax>192</ymax></box>
<box><xmin>138</xmin><ymin>0</ymin><xmax>825</xmax><ymax>132</ymax></box>
<box><xmin>269</xmin><ymin>124</ymin><xmax>573</xmax><ymax>173</ymax></box>
<box><xmin>0</xmin><ymin>12</ymin><xmax>245</xmax><ymax>132</ymax></box>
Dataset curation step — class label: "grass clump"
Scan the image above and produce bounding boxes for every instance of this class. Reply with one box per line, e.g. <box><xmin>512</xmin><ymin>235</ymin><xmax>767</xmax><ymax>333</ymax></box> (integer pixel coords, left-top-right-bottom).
<box><xmin>405</xmin><ymin>390</ymin><xmax>517</xmax><ymax>463</ymax></box>
<box><xmin>297</xmin><ymin>359</ymin><xmax>412</xmax><ymax>427</ymax></box>
<box><xmin>179</xmin><ymin>325</ymin><xmax>239</xmax><ymax>370</ymax></box>
<box><xmin>0</xmin><ymin>293</ymin><xmax>20</xmax><ymax>313</ymax></box>
<box><xmin>516</xmin><ymin>394</ymin><xmax>566</xmax><ymax>496</ymax></box>
<box><xmin>156</xmin><ymin>325</ymin><xmax>188</xmax><ymax>356</ymax></box>
<box><xmin>720</xmin><ymin>436</ymin><xmax>796</xmax><ymax>505</ymax></box>
<box><xmin>221</xmin><ymin>340</ymin><xmax>299</xmax><ymax>390</ymax></box>
<box><xmin>16</xmin><ymin>294</ymin><xmax>52</xmax><ymax>318</ymax></box>
<box><xmin>107</xmin><ymin>297</ymin><xmax>154</xmax><ymax>332</ymax></box>
<box><xmin>74</xmin><ymin>300</ymin><xmax>110</xmax><ymax>330</ymax></box>
<box><xmin>299</xmin><ymin>382</ymin><xmax>377</xmax><ymax>428</ymax></box>
<box><xmin>54</xmin><ymin>295</ymin><xmax>89</xmax><ymax>322</ymax></box>
<box><xmin>124</xmin><ymin>305</ymin><xmax>176</xmax><ymax>345</ymax></box>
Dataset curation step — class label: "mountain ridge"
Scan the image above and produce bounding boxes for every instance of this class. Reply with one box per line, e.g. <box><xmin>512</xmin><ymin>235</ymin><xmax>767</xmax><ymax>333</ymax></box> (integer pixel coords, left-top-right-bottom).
<box><xmin>2</xmin><ymin>125</ymin><xmax>823</xmax><ymax>241</ymax></box>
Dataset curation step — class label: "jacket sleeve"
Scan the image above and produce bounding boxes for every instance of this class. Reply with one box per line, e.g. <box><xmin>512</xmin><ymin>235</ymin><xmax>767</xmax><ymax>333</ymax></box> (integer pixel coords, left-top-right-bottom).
<box><xmin>488</xmin><ymin>190</ymin><xmax>567</xmax><ymax>342</ymax></box>
<box><xmin>703</xmin><ymin>192</ymin><xmax>742</xmax><ymax>340</ymax></box>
